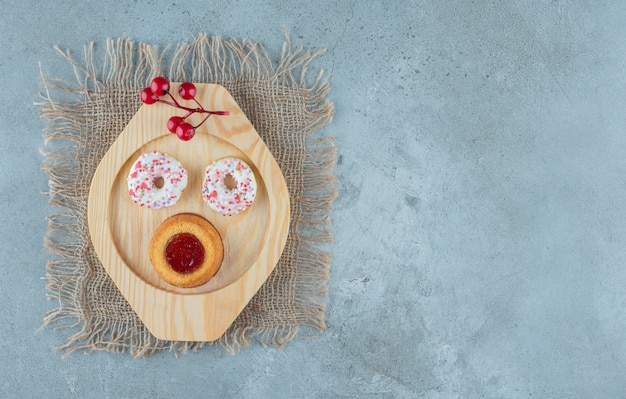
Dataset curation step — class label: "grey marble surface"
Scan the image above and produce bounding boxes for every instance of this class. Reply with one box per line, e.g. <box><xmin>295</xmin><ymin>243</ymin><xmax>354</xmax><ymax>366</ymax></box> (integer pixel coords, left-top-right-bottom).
<box><xmin>3</xmin><ymin>0</ymin><xmax>626</xmax><ymax>397</ymax></box>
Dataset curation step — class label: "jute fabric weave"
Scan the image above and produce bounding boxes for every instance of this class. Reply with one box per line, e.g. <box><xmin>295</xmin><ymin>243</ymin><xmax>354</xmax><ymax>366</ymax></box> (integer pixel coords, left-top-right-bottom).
<box><xmin>39</xmin><ymin>34</ymin><xmax>336</xmax><ymax>357</ymax></box>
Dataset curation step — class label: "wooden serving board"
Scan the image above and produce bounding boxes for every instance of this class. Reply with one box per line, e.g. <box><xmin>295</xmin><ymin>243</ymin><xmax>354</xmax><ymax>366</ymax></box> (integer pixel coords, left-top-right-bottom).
<box><xmin>87</xmin><ymin>83</ymin><xmax>290</xmax><ymax>341</ymax></box>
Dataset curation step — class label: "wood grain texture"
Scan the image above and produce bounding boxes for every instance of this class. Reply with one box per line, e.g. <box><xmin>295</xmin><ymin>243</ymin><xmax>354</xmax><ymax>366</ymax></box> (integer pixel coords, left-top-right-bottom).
<box><xmin>87</xmin><ymin>83</ymin><xmax>290</xmax><ymax>341</ymax></box>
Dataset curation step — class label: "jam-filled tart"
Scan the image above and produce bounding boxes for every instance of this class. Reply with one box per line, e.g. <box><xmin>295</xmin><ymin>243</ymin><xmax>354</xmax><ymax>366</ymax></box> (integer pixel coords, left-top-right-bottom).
<box><xmin>149</xmin><ymin>213</ymin><xmax>224</xmax><ymax>288</ymax></box>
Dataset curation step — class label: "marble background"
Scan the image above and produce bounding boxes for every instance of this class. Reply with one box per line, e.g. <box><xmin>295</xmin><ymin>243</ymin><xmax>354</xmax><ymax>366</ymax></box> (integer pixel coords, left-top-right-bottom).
<box><xmin>3</xmin><ymin>0</ymin><xmax>626</xmax><ymax>397</ymax></box>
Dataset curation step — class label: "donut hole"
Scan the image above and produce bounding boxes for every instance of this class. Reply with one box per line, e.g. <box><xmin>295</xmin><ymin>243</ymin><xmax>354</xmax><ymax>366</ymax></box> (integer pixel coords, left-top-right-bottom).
<box><xmin>223</xmin><ymin>174</ymin><xmax>237</xmax><ymax>191</ymax></box>
<box><xmin>153</xmin><ymin>176</ymin><xmax>165</xmax><ymax>189</ymax></box>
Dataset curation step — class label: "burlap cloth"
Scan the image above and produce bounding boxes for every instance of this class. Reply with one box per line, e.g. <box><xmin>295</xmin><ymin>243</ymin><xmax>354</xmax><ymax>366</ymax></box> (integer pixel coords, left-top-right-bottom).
<box><xmin>39</xmin><ymin>34</ymin><xmax>336</xmax><ymax>357</ymax></box>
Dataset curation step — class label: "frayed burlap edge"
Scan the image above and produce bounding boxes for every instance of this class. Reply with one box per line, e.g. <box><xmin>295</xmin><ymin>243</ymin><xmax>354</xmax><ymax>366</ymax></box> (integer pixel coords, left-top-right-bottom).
<box><xmin>38</xmin><ymin>34</ymin><xmax>336</xmax><ymax>357</ymax></box>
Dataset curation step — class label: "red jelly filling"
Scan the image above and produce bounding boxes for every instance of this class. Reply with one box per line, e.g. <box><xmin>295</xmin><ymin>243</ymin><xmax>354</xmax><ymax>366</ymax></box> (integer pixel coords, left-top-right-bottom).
<box><xmin>165</xmin><ymin>233</ymin><xmax>205</xmax><ymax>274</ymax></box>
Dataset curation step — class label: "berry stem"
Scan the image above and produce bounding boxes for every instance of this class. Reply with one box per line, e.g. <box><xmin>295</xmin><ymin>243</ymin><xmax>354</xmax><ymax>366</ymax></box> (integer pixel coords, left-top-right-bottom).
<box><xmin>157</xmin><ymin>99</ymin><xmax>177</xmax><ymax>108</ymax></box>
<box><xmin>193</xmin><ymin>98</ymin><xmax>204</xmax><ymax>111</ymax></box>
<box><xmin>157</xmin><ymin>98</ymin><xmax>228</xmax><ymax>116</ymax></box>
<box><xmin>166</xmin><ymin>92</ymin><xmax>182</xmax><ymax>108</ymax></box>
<box><xmin>193</xmin><ymin>113</ymin><xmax>213</xmax><ymax>129</ymax></box>
<box><xmin>141</xmin><ymin>77</ymin><xmax>229</xmax><ymax>141</ymax></box>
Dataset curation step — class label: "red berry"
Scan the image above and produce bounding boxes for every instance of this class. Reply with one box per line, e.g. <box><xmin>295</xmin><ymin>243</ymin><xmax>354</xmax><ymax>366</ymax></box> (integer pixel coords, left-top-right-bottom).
<box><xmin>150</xmin><ymin>76</ymin><xmax>170</xmax><ymax>96</ymax></box>
<box><xmin>140</xmin><ymin>87</ymin><xmax>158</xmax><ymax>104</ymax></box>
<box><xmin>178</xmin><ymin>82</ymin><xmax>197</xmax><ymax>100</ymax></box>
<box><xmin>176</xmin><ymin>123</ymin><xmax>195</xmax><ymax>141</ymax></box>
<box><xmin>167</xmin><ymin>116</ymin><xmax>184</xmax><ymax>133</ymax></box>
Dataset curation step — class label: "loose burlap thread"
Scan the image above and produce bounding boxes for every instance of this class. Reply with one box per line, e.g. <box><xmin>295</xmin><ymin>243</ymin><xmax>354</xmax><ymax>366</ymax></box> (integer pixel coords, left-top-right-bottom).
<box><xmin>39</xmin><ymin>34</ymin><xmax>336</xmax><ymax>357</ymax></box>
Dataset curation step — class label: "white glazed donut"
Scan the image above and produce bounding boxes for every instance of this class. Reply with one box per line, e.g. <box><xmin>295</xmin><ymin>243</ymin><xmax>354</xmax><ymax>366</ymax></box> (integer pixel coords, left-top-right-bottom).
<box><xmin>202</xmin><ymin>157</ymin><xmax>257</xmax><ymax>215</ymax></box>
<box><xmin>127</xmin><ymin>151</ymin><xmax>188</xmax><ymax>209</ymax></box>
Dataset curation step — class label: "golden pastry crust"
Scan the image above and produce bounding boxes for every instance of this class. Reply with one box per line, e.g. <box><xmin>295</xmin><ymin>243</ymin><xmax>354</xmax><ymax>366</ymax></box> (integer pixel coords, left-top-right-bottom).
<box><xmin>149</xmin><ymin>213</ymin><xmax>224</xmax><ymax>288</ymax></box>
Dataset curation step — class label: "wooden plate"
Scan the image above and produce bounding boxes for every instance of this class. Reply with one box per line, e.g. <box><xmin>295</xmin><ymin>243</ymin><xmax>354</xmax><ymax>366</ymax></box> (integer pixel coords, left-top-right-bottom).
<box><xmin>87</xmin><ymin>83</ymin><xmax>290</xmax><ymax>341</ymax></box>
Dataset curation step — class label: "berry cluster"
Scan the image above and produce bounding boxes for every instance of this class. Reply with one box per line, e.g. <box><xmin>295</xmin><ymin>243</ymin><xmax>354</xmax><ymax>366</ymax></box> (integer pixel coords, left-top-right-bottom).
<box><xmin>140</xmin><ymin>76</ymin><xmax>229</xmax><ymax>141</ymax></box>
